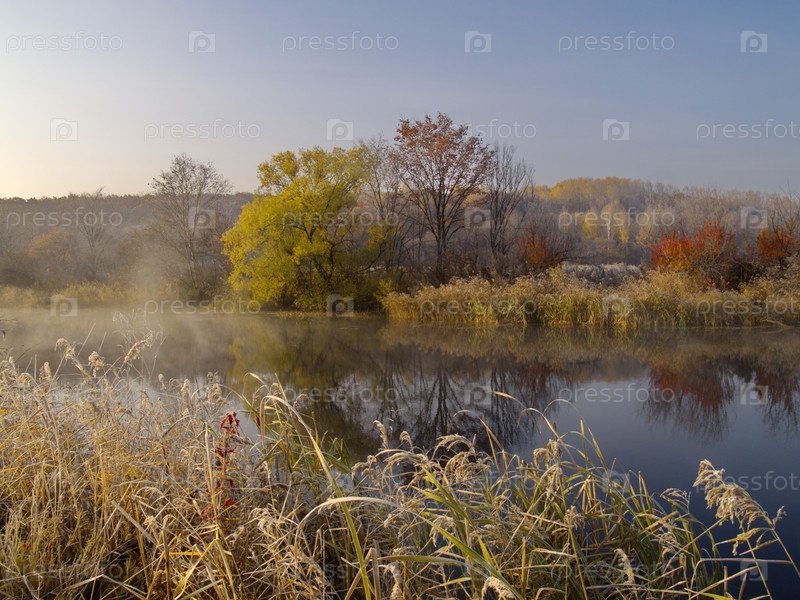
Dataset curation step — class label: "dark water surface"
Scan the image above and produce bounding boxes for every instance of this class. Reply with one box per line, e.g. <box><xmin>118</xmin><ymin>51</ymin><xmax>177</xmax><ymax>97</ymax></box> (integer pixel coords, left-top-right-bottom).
<box><xmin>3</xmin><ymin>308</ymin><xmax>799</xmax><ymax>596</ymax></box>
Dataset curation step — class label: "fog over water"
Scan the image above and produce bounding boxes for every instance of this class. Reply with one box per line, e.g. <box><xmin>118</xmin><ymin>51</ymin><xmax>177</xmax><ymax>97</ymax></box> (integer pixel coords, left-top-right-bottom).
<box><xmin>3</xmin><ymin>308</ymin><xmax>799</xmax><ymax>593</ymax></box>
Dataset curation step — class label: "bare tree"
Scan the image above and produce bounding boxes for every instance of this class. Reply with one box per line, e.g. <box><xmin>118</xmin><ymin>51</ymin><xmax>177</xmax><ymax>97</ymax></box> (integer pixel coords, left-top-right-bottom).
<box><xmin>149</xmin><ymin>154</ymin><xmax>231</xmax><ymax>299</ymax></box>
<box><xmin>359</xmin><ymin>137</ymin><xmax>416</xmax><ymax>276</ymax></box>
<box><xmin>484</xmin><ymin>143</ymin><xmax>534</xmax><ymax>268</ymax></box>
<box><xmin>520</xmin><ymin>205</ymin><xmax>581</xmax><ymax>271</ymax></box>
<box><xmin>393</xmin><ymin>113</ymin><xmax>495</xmax><ymax>282</ymax></box>
<box><xmin>69</xmin><ymin>188</ymin><xmax>117</xmax><ymax>281</ymax></box>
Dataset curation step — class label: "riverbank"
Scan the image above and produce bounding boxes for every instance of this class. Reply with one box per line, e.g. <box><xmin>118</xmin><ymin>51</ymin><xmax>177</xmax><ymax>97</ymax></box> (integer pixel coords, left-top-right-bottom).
<box><xmin>381</xmin><ymin>268</ymin><xmax>800</xmax><ymax>329</ymax></box>
<box><xmin>5</xmin><ymin>263</ymin><xmax>800</xmax><ymax>331</ymax></box>
<box><xmin>0</xmin><ymin>340</ymin><xmax>796</xmax><ymax>598</ymax></box>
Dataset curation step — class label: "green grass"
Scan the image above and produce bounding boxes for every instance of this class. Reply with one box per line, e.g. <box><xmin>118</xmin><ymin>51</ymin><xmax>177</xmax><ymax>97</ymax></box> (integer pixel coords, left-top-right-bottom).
<box><xmin>0</xmin><ymin>339</ymin><xmax>797</xmax><ymax>598</ymax></box>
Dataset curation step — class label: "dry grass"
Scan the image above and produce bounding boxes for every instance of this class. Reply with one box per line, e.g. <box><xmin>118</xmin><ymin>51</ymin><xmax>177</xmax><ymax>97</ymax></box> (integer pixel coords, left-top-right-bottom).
<box><xmin>0</xmin><ymin>285</ymin><xmax>42</xmax><ymax>308</ymax></box>
<box><xmin>0</xmin><ymin>338</ymin><xmax>796</xmax><ymax>598</ymax></box>
<box><xmin>381</xmin><ymin>267</ymin><xmax>800</xmax><ymax>330</ymax></box>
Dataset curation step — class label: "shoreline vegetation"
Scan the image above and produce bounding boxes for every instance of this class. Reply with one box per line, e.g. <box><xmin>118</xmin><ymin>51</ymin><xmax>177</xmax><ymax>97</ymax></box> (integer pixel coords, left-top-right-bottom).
<box><xmin>381</xmin><ymin>266</ymin><xmax>800</xmax><ymax>329</ymax></box>
<box><xmin>5</xmin><ymin>262</ymin><xmax>800</xmax><ymax>331</ymax></box>
<box><xmin>6</xmin><ymin>123</ymin><xmax>800</xmax><ymax>324</ymax></box>
<box><xmin>0</xmin><ymin>339</ymin><xmax>797</xmax><ymax>598</ymax></box>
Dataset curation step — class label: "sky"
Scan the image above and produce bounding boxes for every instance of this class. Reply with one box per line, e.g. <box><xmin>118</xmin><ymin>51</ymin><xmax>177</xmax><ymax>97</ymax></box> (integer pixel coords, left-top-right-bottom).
<box><xmin>1</xmin><ymin>0</ymin><xmax>798</xmax><ymax>198</ymax></box>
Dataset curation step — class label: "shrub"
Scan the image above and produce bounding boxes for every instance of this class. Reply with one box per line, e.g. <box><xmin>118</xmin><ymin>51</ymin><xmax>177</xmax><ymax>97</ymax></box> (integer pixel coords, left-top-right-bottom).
<box><xmin>651</xmin><ymin>221</ymin><xmax>740</xmax><ymax>288</ymax></box>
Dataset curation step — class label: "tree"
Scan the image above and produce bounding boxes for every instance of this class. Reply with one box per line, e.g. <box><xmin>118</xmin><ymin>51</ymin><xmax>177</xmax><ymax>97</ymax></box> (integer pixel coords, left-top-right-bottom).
<box><xmin>651</xmin><ymin>221</ymin><xmax>739</xmax><ymax>287</ymax></box>
<box><xmin>359</xmin><ymin>137</ymin><xmax>415</xmax><ymax>280</ymax></box>
<box><xmin>393</xmin><ymin>113</ymin><xmax>495</xmax><ymax>282</ymax></box>
<box><xmin>755</xmin><ymin>218</ymin><xmax>800</xmax><ymax>268</ymax></box>
<box><xmin>483</xmin><ymin>143</ymin><xmax>534</xmax><ymax>268</ymax></box>
<box><xmin>519</xmin><ymin>211</ymin><xmax>580</xmax><ymax>271</ymax></box>
<box><xmin>68</xmin><ymin>189</ymin><xmax>116</xmax><ymax>282</ymax></box>
<box><xmin>223</xmin><ymin>146</ymin><xmax>369</xmax><ymax>309</ymax></box>
<box><xmin>26</xmin><ymin>229</ymin><xmax>81</xmax><ymax>289</ymax></box>
<box><xmin>148</xmin><ymin>154</ymin><xmax>231</xmax><ymax>299</ymax></box>
<box><xmin>750</xmin><ymin>193</ymin><xmax>800</xmax><ymax>269</ymax></box>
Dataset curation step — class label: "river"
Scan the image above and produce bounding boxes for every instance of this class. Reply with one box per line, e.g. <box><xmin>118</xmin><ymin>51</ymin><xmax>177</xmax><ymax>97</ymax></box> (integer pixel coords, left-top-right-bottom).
<box><xmin>3</xmin><ymin>308</ymin><xmax>799</xmax><ymax>596</ymax></box>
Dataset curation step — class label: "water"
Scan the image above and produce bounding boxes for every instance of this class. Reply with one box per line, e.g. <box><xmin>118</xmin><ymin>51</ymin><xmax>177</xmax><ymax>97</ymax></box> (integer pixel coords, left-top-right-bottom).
<box><xmin>3</xmin><ymin>308</ymin><xmax>799</xmax><ymax>596</ymax></box>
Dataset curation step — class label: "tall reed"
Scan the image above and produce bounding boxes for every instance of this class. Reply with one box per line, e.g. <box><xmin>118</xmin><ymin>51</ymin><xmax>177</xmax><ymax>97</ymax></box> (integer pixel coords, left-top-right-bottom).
<box><xmin>0</xmin><ymin>339</ymin><xmax>795</xmax><ymax>598</ymax></box>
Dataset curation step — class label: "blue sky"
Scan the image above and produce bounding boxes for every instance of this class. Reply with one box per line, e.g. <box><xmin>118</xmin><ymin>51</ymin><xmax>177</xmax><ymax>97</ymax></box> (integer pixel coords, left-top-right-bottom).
<box><xmin>1</xmin><ymin>1</ymin><xmax>798</xmax><ymax>197</ymax></box>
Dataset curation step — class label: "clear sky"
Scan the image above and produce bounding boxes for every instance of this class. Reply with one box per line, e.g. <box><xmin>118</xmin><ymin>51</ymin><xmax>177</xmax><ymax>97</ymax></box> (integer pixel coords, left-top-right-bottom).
<box><xmin>1</xmin><ymin>1</ymin><xmax>798</xmax><ymax>197</ymax></box>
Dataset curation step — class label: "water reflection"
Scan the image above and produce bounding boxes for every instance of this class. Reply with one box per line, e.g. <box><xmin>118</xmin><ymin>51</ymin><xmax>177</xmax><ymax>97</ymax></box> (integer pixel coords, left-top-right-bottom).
<box><xmin>5</xmin><ymin>309</ymin><xmax>798</xmax><ymax>597</ymax></box>
<box><xmin>640</xmin><ymin>335</ymin><xmax>800</xmax><ymax>442</ymax></box>
<box><xmin>2</xmin><ymin>310</ymin><xmax>799</xmax><ymax>453</ymax></box>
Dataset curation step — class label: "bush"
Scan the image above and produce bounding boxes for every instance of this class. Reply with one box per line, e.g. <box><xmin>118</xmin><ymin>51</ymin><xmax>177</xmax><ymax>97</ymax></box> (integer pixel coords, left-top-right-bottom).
<box><xmin>650</xmin><ymin>221</ymin><xmax>741</xmax><ymax>288</ymax></box>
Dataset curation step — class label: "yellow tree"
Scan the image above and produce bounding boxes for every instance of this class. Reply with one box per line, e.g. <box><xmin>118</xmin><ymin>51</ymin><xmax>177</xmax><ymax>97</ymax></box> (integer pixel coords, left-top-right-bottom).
<box><xmin>223</xmin><ymin>146</ymin><xmax>369</xmax><ymax>309</ymax></box>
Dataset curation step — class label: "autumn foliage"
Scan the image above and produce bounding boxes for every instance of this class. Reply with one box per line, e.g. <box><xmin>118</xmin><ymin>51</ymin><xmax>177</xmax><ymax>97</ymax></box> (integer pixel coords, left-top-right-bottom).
<box><xmin>520</xmin><ymin>228</ymin><xmax>559</xmax><ymax>270</ymax></box>
<box><xmin>755</xmin><ymin>219</ymin><xmax>800</xmax><ymax>268</ymax></box>
<box><xmin>650</xmin><ymin>221</ymin><xmax>739</xmax><ymax>288</ymax></box>
<box><xmin>519</xmin><ymin>224</ymin><xmax>575</xmax><ymax>271</ymax></box>
<box><xmin>200</xmin><ymin>411</ymin><xmax>242</xmax><ymax>522</ymax></box>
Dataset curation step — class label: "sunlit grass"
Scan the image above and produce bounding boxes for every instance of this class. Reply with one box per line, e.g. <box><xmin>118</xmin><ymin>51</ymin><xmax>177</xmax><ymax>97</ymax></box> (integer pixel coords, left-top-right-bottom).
<box><xmin>381</xmin><ymin>267</ymin><xmax>800</xmax><ymax>330</ymax></box>
<box><xmin>0</xmin><ymin>339</ymin><xmax>796</xmax><ymax>598</ymax></box>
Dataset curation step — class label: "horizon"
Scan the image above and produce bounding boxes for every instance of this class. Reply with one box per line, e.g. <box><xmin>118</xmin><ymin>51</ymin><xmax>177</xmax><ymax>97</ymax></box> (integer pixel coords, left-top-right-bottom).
<box><xmin>0</xmin><ymin>174</ymin><xmax>792</xmax><ymax>202</ymax></box>
<box><xmin>2</xmin><ymin>1</ymin><xmax>799</xmax><ymax>197</ymax></box>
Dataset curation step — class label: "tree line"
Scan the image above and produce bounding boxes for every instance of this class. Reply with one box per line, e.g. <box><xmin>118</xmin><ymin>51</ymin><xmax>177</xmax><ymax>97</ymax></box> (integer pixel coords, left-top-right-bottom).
<box><xmin>1</xmin><ymin>112</ymin><xmax>798</xmax><ymax>307</ymax></box>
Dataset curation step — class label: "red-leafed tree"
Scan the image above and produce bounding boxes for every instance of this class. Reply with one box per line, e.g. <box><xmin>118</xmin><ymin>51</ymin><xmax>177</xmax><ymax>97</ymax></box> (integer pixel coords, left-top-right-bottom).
<box><xmin>651</xmin><ymin>221</ymin><xmax>739</xmax><ymax>287</ymax></box>
<box><xmin>393</xmin><ymin>113</ymin><xmax>495</xmax><ymax>282</ymax></box>
<box><xmin>650</xmin><ymin>231</ymin><xmax>695</xmax><ymax>273</ymax></box>
<box><xmin>755</xmin><ymin>218</ymin><xmax>800</xmax><ymax>268</ymax></box>
<box><xmin>519</xmin><ymin>217</ymin><xmax>579</xmax><ymax>271</ymax></box>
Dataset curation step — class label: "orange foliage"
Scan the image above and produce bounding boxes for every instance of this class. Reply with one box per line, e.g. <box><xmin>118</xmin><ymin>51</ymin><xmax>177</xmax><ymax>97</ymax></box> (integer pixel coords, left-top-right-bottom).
<box><xmin>520</xmin><ymin>227</ymin><xmax>559</xmax><ymax>270</ymax></box>
<box><xmin>650</xmin><ymin>221</ymin><xmax>738</xmax><ymax>287</ymax></box>
<box><xmin>650</xmin><ymin>231</ymin><xmax>694</xmax><ymax>272</ymax></box>
<box><xmin>756</xmin><ymin>221</ymin><xmax>800</xmax><ymax>268</ymax></box>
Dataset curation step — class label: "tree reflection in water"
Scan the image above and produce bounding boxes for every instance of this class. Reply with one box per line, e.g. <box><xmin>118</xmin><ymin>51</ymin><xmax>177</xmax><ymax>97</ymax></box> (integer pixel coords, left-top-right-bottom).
<box><xmin>220</xmin><ymin>319</ymin><xmax>800</xmax><ymax>453</ymax></box>
<box><xmin>6</xmin><ymin>310</ymin><xmax>800</xmax><ymax>454</ymax></box>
